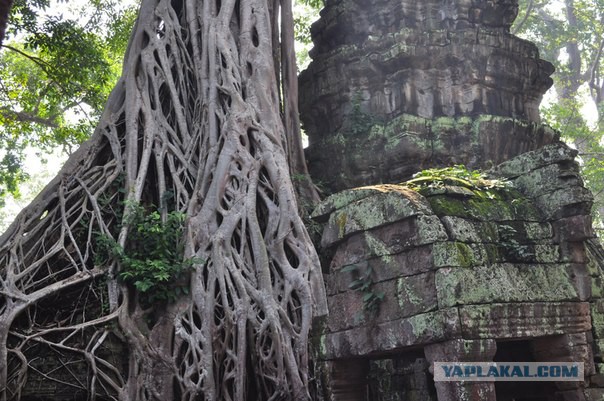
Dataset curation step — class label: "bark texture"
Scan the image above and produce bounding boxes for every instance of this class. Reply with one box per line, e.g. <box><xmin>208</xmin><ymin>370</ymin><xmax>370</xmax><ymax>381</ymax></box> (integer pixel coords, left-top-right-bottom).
<box><xmin>0</xmin><ymin>0</ymin><xmax>327</xmax><ymax>400</ymax></box>
<box><xmin>0</xmin><ymin>0</ymin><xmax>12</xmax><ymax>47</ymax></box>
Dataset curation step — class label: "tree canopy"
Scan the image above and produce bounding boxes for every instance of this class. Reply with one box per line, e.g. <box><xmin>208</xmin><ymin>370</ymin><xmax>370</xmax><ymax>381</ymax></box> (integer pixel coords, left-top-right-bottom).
<box><xmin>0</xmin><ymin>0</ymin><xmax>137</xmax><ymax>204</ymax></box>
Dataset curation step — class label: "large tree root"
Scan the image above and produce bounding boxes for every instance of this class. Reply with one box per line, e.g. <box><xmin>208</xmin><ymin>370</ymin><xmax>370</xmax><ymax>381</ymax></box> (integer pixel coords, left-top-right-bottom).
<box><xmin>0</xmin><ymin>0</ymin><xmax>327</xmax><ymax>400</ymax></box>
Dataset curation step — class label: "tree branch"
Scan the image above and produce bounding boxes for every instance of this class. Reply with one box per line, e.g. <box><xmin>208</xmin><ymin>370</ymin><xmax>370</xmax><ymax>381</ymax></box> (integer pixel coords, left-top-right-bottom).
<box><xmin>512</xmin><ymin>0</ymin><xmax>534</xmax><ymax>35</ymax></box>
<box><xmin>0</xmin><ymin>107</ymin><xmax>59</xmax><ymax>128</ymax></box>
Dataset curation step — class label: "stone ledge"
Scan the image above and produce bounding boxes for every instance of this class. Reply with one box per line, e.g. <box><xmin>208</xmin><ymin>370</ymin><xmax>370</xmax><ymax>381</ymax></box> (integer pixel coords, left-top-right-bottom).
<box><xmin>320</xmin><ymin>308</ymin><xmax>461</xmax><ymax>360</ymax></box>
<box><xmin>459</xmin><ymin>302</ymin><xmax>591</xmax><ymax>339</ymax></box>
<box><xmin>436</xmin><ymin>264</ymin><xmax>580</xmax><ymax>308</ymax></box>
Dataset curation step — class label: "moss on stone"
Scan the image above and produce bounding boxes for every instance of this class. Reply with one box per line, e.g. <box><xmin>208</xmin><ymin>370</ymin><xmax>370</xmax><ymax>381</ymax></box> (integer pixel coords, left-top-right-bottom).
<box><xmin>428</xmin><ymin>195</ymin><xmax>468</xmax><ymax>217</ymax></box>
<box><xmin>397</xmin><ymin>277</ymin><xmax>424</xmax><ymax>307</ymax></box>
<box><xmin>455</xmin><ymin>242</ymin><xmax>474</xmax><ymax>268</ymax></box>
<box><xmin>436</xmin><ymin>264</ymin><xmax>578</xmax><ymax>308</ymax></box>
<box><xmin>409</xmin><ymin>311</ymin><xmax>446</xmax><ymax>339</ymax></box>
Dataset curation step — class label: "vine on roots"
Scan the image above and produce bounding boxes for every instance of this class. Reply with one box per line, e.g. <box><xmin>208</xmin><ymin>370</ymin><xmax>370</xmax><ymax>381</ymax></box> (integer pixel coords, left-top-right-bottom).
<box><xmin>0</xmin><ymin>0</ymin><xmax>327</xmax><ymax>400</ymax></box>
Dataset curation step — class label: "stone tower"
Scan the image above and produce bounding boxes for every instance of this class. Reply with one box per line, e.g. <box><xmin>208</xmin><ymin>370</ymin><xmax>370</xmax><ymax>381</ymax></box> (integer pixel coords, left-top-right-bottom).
<box><xmin>300</xmin><ymin>0</ymin><xmax>557</xmax><ymax>193</ymax></box>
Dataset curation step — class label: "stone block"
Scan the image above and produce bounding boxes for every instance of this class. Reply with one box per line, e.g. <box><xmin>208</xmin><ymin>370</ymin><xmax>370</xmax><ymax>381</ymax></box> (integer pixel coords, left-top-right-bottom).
<box><xmin>459</xmin><ymin>302</ymin><xmax>591</xmax><ymax>339</ymax></box>
<box><xmin>560</xmin><ymin>242</ymin><xmax>589</xmax><ymax>264</ymax></box>
<box><xmin>424</xmin><ymin>339</ymin><xmax>497</xmax><ymax>363</ymax></box>
<box><xmin>570</xmin><ymin>263</ymin><xmax>592</xmax><ymax>301</ymax></box>
<box><xmin>492</xmin><ymin>143</ymin><xmax>578</xmax><ymax>179</ymax></box>
<box><xmin>509</xmin><ymin>162</ymin><xmax>582</xmax><ymax>198</ymax></box>
<box><xmin>312</xmin><ymin>185</ymin><xmax>390</xmax><ymax>221</ymax></box>
<box><xmin>320</xmin><ymin>187</ymin><xmax>432</xmax><ymax>247</ymax></box>
<box><xmin>326</xmin><ymin>246</ymin><xmax>434</xmax><ymax>294</ymax></box>
<box><xmin>427</xmin><ymin>194</ymin><xmax>515</xmax><ymax>222</ymax></box>
<box><xmin>326</xmin><ymin>272</ymin><xmax>437</xmax><ymax>332</ymax></box>
<box><xmin>534</xmin><ymin>187</ymin><xmax>593</xmax><ymax>220</ymax></box>
<box><xmin>328</xmin><ymin>216</ymin><xmax>447</xmax><ymax>267</ymax></box>
<box><xmin>440</xmin><ymin>216</ymin><xmax>499</xmax><ymax>243</ymax></box>
<box><xmin>554</xmin><ymin>215</ymin><xmax>595</xmax><ymax>242</ymax></box>
<box><xmin>590</xmin><ymin>300</ymin><xmax>604</xmax><ymax>339</ymax></box>
<box><xmin>532</xmin><ymin>332</ymin><xmax>595</xmax><ymax>376</ymax></box>
<box><xmin>321</xmin><ymin>308</ymin><xmax>461</xmax><ymax>359</ymax></box>
<box><xmin>432</xmin><ymin>241</ymin><xmax>487</xmax><ymax>268</ymax></box>
<box><xmin>590</xmin><ymin>373</ymin><xmax>604</xmax><ymax>388</ymax></box>
<box><xmin>436</xmin><ymin>264</ymin><xmax>579</xmax><ymax>308</ymax></box>
<box><xmin>585</xmin><ymin>388</ymin><xmax>604</xmax><ymax>401</ymax></box>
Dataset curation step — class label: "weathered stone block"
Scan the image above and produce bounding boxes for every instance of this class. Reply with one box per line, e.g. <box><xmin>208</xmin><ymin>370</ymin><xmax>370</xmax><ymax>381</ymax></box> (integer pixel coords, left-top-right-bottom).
<box><xmin>591</xmin><ymin>300</ymin><xmax>604</xmax><ymax>339</ymax></box>
<box><xmin>428</xmin><ymin>194</ymin><xmax>516</xmax><ymax>221</ymax></box>
<box><xmin>534</xmin><ymin>186</ymin><xmax>593</xmax><ymax>220</ymax></box>
<box><xmin>492</xmin><ymin>143</ymin><xmax>578</xmax><ymax>179</ymax></box>
<box><xmin>440</xmin><ymin>216</ymin><xmax>499</xmax><ymax>243</ymax></box>
<box><xmin>326</xmin><ymin>272</ymin><xmax>437</xmax><ymax>332</ymax></box>
<box><xmin>555</xmin><ymin>215</ymin><xmax>595</xmax><ymax>242</ymax></box>
<box><xmin>328</xmin><ymin>216</ymin><xmax>447</xmax><ymax>268</ymax></box>
<box><xmin>311</xmin><ymin>184</ymin><xmax>428</xmax><ymax>221</ymax></box>
<box><xmin>585</xmin><ymin>387</ymin><xmax>604</xmax><ymax>401</ymax></box>
<box><xmin>534</xmin><ymin>244</ymin><xmax>562</xmax><ymax>263</ymax></box>
<box><xmin>459</xmin><ymin>302</ymin><xmax>591</xmax><ymax>339</ymax></box>
<box><xmin>432</xmin><ymin>241</ymin><xmax>487</xmax><ymax>268</ymax></box>
<box><xmin>436</xmin><ymin>264</ymin><xmax>579</xmax><ymax>308</ymax></box>
<box><xmin>326</xmin><ymin>246</ymin><xmax>435</xmax><ymax>294</ymax></box>
<box><xmin>424</xmin><ymin>338</ymin><xmax>497</xmax><ymax>363</ymax></box>
<box><xmin>509</xmin><ymin>162</ymin><xmax>582</xmax><ymax>197</ymax></box>
<box><xmin>560</xmin><ymin>242</ymin><xmax>590</xmax><ymax>264</ymax></box>
<box><xmin>424</xmin><ymin>339</ymin><xmax>498</xmax><ymax>401</ymax></box>
<box><xmin>322</xmin><ymin>308</ymin><xmax>461</xmax><ymax>359</ymax></box>
<box><xmin>320</xmin><ymin>187</ymin><xmax>433</xmax><ymax>247</ymax></box>
<box><xmin>532</xmin><ymin>332</ymin><xmax>595</xmax><ymax>376</ymax></box>
<box><xmin>570</xmin><ymin>263</ymin><xmax>592</xmax><ymax>301</ymax></box>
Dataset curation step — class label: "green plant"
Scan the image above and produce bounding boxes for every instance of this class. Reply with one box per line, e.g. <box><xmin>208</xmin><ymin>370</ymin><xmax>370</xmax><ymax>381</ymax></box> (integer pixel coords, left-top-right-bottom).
<box><xmin>347</xmin><ymin>94</ymin><xmax>382</xmax><ymax>137</ymax></box>
<box><xmin>499</xmin><ymin>224</ymin><xmax>534</xmax><ymax>261</ymax></box>
<box><xmin>96</xmin><ymin>202</ymin><xmax>199</xmax><ymax>304</ymax></box>
<box><xmin>341</xmin><ymin>262</ymin><xmax>385</xmax><ymax>314</ymax></box>
<box><xmin>405</xmin><ymin>165</ymin><xmax>509</xmax><ymax>198</ymax></box>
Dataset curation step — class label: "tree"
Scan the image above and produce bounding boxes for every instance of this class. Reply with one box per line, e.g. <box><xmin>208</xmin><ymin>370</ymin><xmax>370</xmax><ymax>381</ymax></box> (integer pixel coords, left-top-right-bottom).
<box><xmin>0</xmin><ymin>0</ymin><xmax>326</xmax><ymax>400</ymax></box>
<box><xmin>513</xmin><ymin>0</ymin><xmax>604</xmax><ymax>219</ymax></box>
<box><xmin>0</xmin><ymin>0</ymin><xmax>136</xmax><ymax>205</ymax></box>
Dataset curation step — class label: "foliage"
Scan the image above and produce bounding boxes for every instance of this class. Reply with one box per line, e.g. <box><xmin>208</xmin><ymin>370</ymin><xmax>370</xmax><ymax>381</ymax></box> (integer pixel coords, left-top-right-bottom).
<box><xmin>346</xmin><ymin>94</ymin><xmax>383</xmax><ymax>137</ymax></box>
<box><xmin>513</xmin><ymin>0</ymin><xmax>604</xmax><ymax>219</ymax></box>
<box><xmin>96</xmin><ymin>202</ymin><xmax>197</xmax><ymax>304</ymax></box>
<box><xmin>341</xmin><ymin>262</ymin><xmax>385</xmax><ymax>314</ymax></box>
<box><xmin>293</xmin><ymin>1</ymin><xmax>321</xmax><ymax>69</ymax></box>
<box><xmin>499</xmin><ymin>224</ymin><xmax>535</xmax><ymax>261</ymax></box>
<box><xmin>0</xmin><ymin>0</ymin><xmax>137</xmax><ymax>204</ymax></box>
<box><xmin>405</xmin><ymin>165</ymin><xmax>509</xmax><ymax>194</ymax></box>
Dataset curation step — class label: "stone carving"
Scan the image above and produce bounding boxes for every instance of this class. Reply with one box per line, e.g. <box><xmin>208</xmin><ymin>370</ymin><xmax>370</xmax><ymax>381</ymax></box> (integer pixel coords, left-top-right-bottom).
<box><xmin>299</xmin><ymin>0</ymin><xmax>557</xmax><ymax>193</ymax></box>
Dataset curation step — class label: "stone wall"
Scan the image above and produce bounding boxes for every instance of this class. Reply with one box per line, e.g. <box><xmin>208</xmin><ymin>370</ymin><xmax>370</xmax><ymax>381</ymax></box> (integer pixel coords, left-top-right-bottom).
<box><xmin>312</xmin><ymin>143</ymin><xmax>604</xmax><ymax>401</ymax></box>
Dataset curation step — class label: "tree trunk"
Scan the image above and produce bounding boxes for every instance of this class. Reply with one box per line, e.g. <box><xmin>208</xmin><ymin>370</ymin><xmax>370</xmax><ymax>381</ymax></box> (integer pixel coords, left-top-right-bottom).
<box><xmin>0</xmin><ymin>0</ymin><xmax>327</xmax><ymax>400</ymax></box>
<box><xmin>0</xmin><ymin>0</ymin><xmax>13</xmax><ymax>47</ymax></box>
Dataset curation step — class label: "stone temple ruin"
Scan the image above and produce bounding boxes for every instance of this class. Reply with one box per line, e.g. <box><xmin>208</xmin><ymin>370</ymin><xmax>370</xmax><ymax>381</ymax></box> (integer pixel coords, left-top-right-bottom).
<box><xmin>299</xmin><ymin>0</ymin><xmax>604</xmax><ymax>400</ymax></box>
<box><xmin>9</xmin><ymin>0</ymin><xmax>604</xmax><ymax>400</ymax></box>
